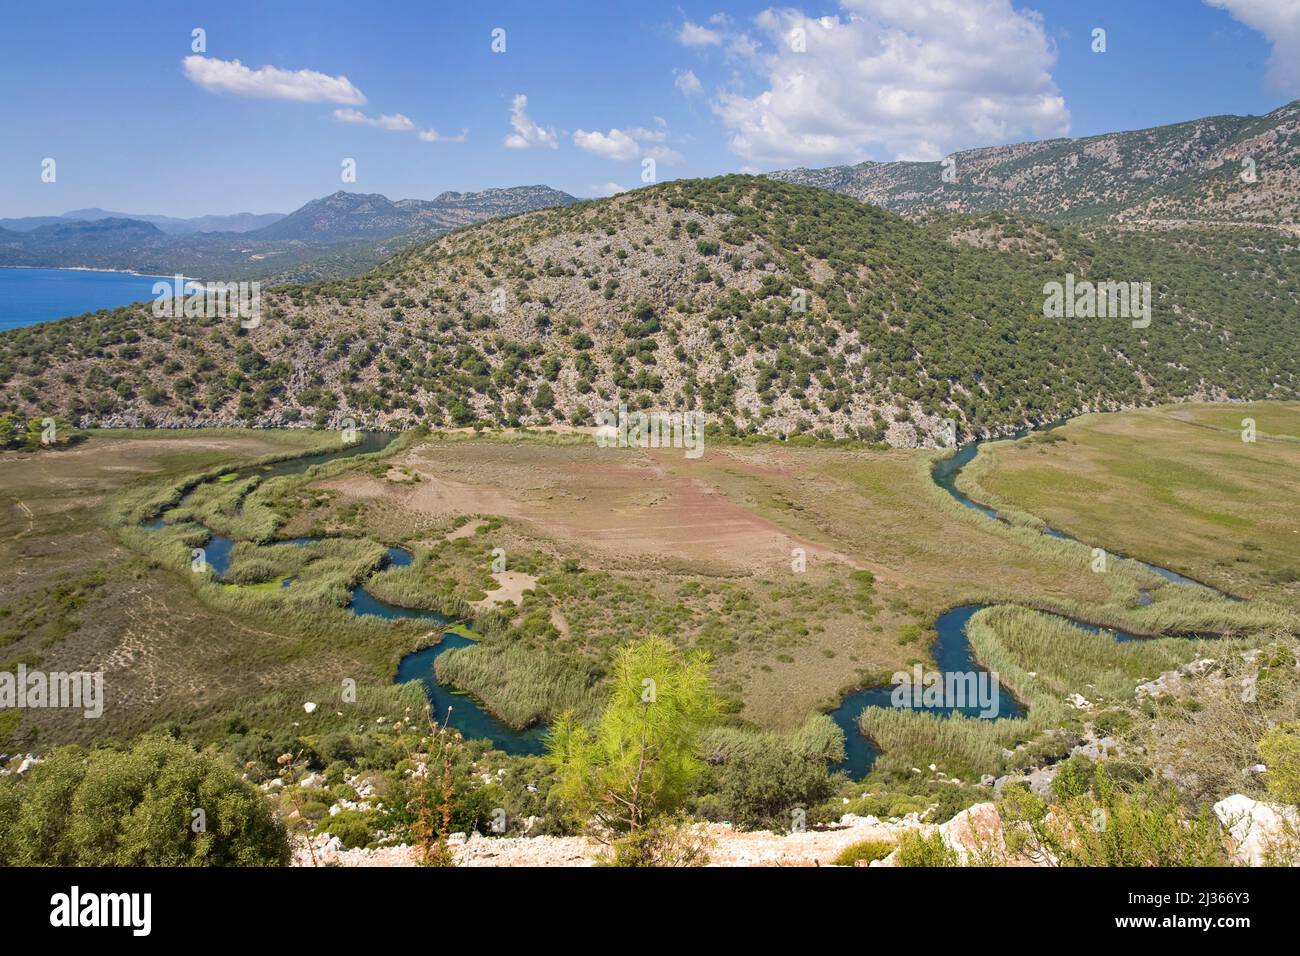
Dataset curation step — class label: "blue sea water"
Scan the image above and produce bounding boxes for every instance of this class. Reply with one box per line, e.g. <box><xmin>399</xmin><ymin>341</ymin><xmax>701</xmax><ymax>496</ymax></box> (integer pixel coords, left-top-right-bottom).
<box><xmin>0</xmin><ymin>267</ymin><xmax>165</xmax><ymax>332</ymax></box>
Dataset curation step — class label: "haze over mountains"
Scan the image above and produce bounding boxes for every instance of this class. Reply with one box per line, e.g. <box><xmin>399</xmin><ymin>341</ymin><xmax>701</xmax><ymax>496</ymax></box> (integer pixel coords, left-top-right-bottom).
<box><xmin>0</xmin><ymin>209</ymin><xmax>285</xmax><ymax>235</ymax></box>
<box><xmin>771</xmin><ymin>100</ymin><xmax>1300</xmax><ymax>228</ymax></box>
<box><xmin>0</xmin><ymin>185</ymin><xmax>578</xmax><ymax>283</ymax></box>
<box><xmin>252</xmin><ymin>186</ymin><xmax>577</xmax><ymax>243</ymax></box>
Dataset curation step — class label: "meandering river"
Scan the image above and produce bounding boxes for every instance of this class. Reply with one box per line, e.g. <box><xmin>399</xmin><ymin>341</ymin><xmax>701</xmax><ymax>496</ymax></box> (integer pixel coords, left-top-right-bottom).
<box><xmin>147</xmin><ymin>433</ymin><xmax>547</xmax><ymax>757</ymax></box>
<box><xmin>149</xmin><ymin>425</ymin><xmax>1233</xmax><ymax>776</ymax></box>
<box><xmin>828</xmin><ymin>434</ymin><xmax>1233</xmax><ymax>778</ymax></box>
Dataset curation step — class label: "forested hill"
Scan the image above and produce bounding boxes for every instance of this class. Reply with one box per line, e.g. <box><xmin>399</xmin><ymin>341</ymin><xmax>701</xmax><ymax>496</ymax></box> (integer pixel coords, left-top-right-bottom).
<box><xmin>1</xmin><ymin>176</ymin><xmax>1296</xmax><ymax>446</ymax></box>
<box><xmin>771</xmin><ymin>100</ymin><xmax>1300</xmax><ymax>228</ymax></box>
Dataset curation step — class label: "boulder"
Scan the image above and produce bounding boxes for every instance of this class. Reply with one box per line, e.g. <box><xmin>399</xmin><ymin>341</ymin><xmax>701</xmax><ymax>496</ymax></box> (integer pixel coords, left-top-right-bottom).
<box><xmin>939</xmin><ymin>802</ymin><xmax>1004</xmax><ymax>864</ymax></box>
<box><xmin>1214</xmin><ymin>794</ymin><xmax>1300</xmax><ymax>866</ymax></box>
<box><xmin>1136</xmin><ymin>659</ymin><xmax>1219</xmax><ymax>701</ymax></box>
<box><xmin>15</xmin><ymin>755</ymin><xmax>42</xmax><ymax>775</ymax></box>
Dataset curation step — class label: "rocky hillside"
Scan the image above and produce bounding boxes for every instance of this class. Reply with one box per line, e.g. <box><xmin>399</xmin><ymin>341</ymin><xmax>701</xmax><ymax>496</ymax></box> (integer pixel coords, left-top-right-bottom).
<box><xmin>1</xmin><ymin>176</ymin><xmax>1297</xmax><ymax>445</ymax></box>
<box><xmin>250</xmin><ymin>186</ymin><xmax>576</xmax><ymax>243</ymax></box>
<box><xmin>772</xmin><ymin>100</ymin><xmax>1300</xmax><ymax>228</ymax></box>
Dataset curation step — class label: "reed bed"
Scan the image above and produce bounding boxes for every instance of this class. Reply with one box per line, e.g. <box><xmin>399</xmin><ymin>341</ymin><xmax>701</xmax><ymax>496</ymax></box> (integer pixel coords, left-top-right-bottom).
<box><xmin>968</xmin><ymin>605</ymin><xmax>1228</xmax><ymax>704</ymax></box>
<box><xmin>855</xmin><ymin>595</ymin><xmax>1264</xmax><ymax>780</ymax></box>
<box><xmin>433</xmin><ymin>642</ymin><xmax>604</xmax><ymax>728</ymax></box>
<box><xmin>699</xmin><ymin>713</ymin><xmax>846</xmax><ymax>764</ymax></box>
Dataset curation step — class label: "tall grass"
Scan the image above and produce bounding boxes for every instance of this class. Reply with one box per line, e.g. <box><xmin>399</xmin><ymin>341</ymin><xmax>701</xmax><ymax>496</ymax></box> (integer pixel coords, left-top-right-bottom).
<box><xmin>855</xmin><ymin>587</ymin><xmax>1281</xmax><ymax>782</ymax></box>
<box><xmin>363</xmin><ymin>552</ymin><xmax>481</xmax><ymax>616</ymax></box>
<box><xmin>859</xmin><ymin>707</ymin><xmax>1021</xmax><ymax>778</ymax></box>
<box><xmin>99</xmin><ymin>434</ymin><xmax>449</xmax><ymax>690</ymax></box>
<box><xmin>855</xmin><ymin>595</ymin><xmax>1263</xmax><ymax>781</ymax></box>
<box><xmin>433</xmin><ymin>642</ymin><xmax>603</xmax><ymax>728</ymax></box>
<box><xmin>921</xmin><ymin>450</ymin><xmax>1167</xmax><ymax>592</ymax></box>
<box><xmin>967</xmin><ymin>605</ymin><xmax>1231</xmax><ymax>704</ymax></box>
<box><xmin>699</xmin><ymin>713</ymin><xmax>846</xmax><ymax>764</ymax></box>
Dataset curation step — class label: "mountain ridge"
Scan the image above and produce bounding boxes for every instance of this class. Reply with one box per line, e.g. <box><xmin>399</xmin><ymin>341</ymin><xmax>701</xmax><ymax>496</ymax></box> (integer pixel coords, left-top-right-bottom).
<box><xmin>0</xmin><ymin>209</ymin><xmax>286</xmax><ymax>235</ymax></box>
<box><xmin>770</xmin><ymin>99</ymin><xmax>1300</xmax><ymax>227</ymax></box>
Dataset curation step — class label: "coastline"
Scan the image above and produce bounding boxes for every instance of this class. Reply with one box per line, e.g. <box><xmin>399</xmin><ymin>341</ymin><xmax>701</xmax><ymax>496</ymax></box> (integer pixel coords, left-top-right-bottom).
<box><xmin>0</xmin><ymin>264</ymin><xmax>199</xmax><ymax>280</ymax></box>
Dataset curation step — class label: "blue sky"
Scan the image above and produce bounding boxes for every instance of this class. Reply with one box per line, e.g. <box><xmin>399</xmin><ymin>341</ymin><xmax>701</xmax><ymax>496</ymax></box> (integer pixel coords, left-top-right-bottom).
<box><xmin>0</xmin><ymin>0</ymin><xmax>1294</xmax><ymax>217</ymax></box>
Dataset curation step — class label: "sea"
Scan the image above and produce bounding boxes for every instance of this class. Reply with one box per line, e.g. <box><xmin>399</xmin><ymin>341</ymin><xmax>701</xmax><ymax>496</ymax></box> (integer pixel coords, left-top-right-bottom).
<box><xmin>0</xmin><ymin>267</ymin><xmax>167</xmax><ymax>332</ymax></box>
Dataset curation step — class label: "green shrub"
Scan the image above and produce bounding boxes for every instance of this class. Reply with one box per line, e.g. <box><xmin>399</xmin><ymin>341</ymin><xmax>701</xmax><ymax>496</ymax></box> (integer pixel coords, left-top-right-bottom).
<box><xmin>0</xmin><ymin>735</ymin><xmax>288</xmax><ymax>866</ymax></box>
<box><xmin>1000</xmin><ymin>767</ymin><xmax>1229</xmax><ymax>867</ymax></box>
<box><xmin>831</xmin><ymin>839</ymin><xmax>895</xmax><ymax>866</ymax></box>
<box><xmin>711</xmin><ymin>743</ymin><xmax>835</xmax><ymax>831</ymax></box>
<box><xmin>894</xmin><ymin>830</ymin><xmax>958</xmax><ymax>867</ymax></box>
<box><xmin>320</xmin><ymin>810</ymin><xmax>374</xmax><ymax>850</ymax></box>
<box><xmin>1259</xmin><ymin>721</ymin><xmax>1300</xmax><ymax>804</ymax></box>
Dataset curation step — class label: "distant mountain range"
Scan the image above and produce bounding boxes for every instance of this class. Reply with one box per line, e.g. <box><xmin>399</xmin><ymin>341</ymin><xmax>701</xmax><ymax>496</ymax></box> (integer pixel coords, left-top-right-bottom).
<box><xmin>253</xmin><ymin>186</ymin><xmax>575</xmax><ymax>243</ymax></box>
<box><xmin>0</xmin><ymin>209</ymin><xmax>285</xmax><ymax>235</ymax></box>
<box><xmin>0</xmin><ymin>185</ymin><xmax>579</xmax><ymax>283</ymax></box>
<box><xmin>770</xmin><ymin>100</ymin><xmax>1300</xmax><ymax>228</ymax></box>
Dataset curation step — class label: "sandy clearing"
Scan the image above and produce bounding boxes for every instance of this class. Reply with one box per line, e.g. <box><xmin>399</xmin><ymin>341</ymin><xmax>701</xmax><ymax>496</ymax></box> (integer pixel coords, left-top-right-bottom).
<box><xmin>61</xmin><ymin>435</ymin><xmax>299</xmax><ymax>459</ymax></box>
<box><xmin>470</xmin><ymin>570</ymin><xmax>539</xmax><ymax>609</ymax></box>
<box><xmin>320</xmin><ymin>444</ymin><xmax>868</xmax><ymax>577</ymax></box>
<box><xmin>446</xmin><ymin>518</ymin><xmax>488</xmax><ymax>540</ymax></box>
<box><xmin>549</xmin><ymin>607</ymin><xmax>571</xmax><ymax>637</ymax></box>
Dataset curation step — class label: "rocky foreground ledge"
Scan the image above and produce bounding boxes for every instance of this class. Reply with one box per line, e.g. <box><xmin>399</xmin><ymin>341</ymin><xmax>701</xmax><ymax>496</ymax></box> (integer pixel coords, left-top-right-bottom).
<box><xmin>291</xmin><ymin>793</ymin><xmax>1300</xmax><ymax>867</ymax></box>
<box><xmin>293</xmin><ymin>811</ymin><xmax>925</xmax><ymax>868</ymax></box>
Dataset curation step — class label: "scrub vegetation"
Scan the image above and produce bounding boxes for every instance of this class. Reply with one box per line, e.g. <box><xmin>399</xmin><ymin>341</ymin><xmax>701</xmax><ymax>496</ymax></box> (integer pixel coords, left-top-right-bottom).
<box><xmin>1</xmin><ymin>402</ymin><xmax>1297</xmax><ymax>866</ymax></box>
<box><xmin>3</xmin><ymin>179</ymin><xmax>1296</xmax><ymax>445</ymax></box>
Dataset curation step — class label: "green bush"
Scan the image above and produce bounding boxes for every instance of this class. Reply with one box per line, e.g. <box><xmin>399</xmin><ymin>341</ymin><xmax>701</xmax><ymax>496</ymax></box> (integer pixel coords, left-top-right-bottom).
<box><xmin>0</xmin><ymin>735</ymin><xmax>288</xmax><ymax>866</ymax></box>
<box><xmin>831</xmin><ymin>839</ymin><xmax>895</xmax><ymax>866</ymax></box>
<box><xmin>1259</xmin><ymin>722</ymin><xmax>1300</xmax><ymax>804</ymax></box>
<box><xmin>319</xmin><ymin>810</ymin><xmax>374</xmax><ymax>850</ymax></box>
<box><xmin>894</xmin><ymin>830</ymin><xmax>958</xmax><ymax>867</ymax></box>
<box><xmin>1000</xmin><ymin>767</ymin><xmax>1229</xmax><ymax>867</ymax></box>
<box><xmin>711</xmin><ymin>744</ymin><xmax>835</xmax><ymax>831</ymax></box>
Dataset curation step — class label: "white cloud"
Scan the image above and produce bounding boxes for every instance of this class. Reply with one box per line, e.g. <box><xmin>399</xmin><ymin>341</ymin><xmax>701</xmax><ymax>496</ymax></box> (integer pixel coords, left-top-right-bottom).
<box><xmin>334</xmin><ymin>108</ymin><xmax>415</xmax><ymax>131</ymax></box>
<box><xmin>574</xmin><ymin>128</ymin><xmax>642</xmax><ymax>160</ymax></box>
<box><xmin>573</xmin><ymin>125</ymin><xmax>685</xmax><ymax>164</ymax></box>
<box><xmin>504</xmin><ymin>94</ymin><xmax>558</xmax><ymax>149</ymax></box>
<box><xmin>644</xmin><ymin>144</ymin><xmax>686</xmax><ymax>164</ymax></box>
<box><xmin>334</xmin><ymin>108</ymin><xmax>465</xmax><ymax>143</ymax></box>
<box><xmin>592</xmin><ymin>182</ymin><xmax>628</xmax><ymax>197</ymax></box>
<box><xmin>678</xmin><ymin>21</ymin><xmax>723</xmax><ymax>46</ymax></box>
<box><xmin>705</xmin><ymin>0</ymin><xmax>1070</xmax><ymax>164</ymax></box>
<box><xmin>419</xmin><ymin>128</ymin><xmax>468</xmax><ymax>143</ymax></box>
<box><xmin>183</xmin><ymin>55</ymin><xmax>365</xmax><ymax>104</ymax></box>
<box><xmin>627</xmin><ymin>126</ymin><xmax>668</xmax><ymax>142</ymax></box>
<box><xmin>1205</xmin><ymin>0</ymin><xmax>1300</xmax><ymax>93</ymax></box>
<box><xmin>726</xmin><ymin>32</ymin><xmax>761</xmax><ymax>58</ymax></box>
<box><xmin>674</xmin><ymin>68</ymin><xmax>703</xmax><ymax>95</ymax></box>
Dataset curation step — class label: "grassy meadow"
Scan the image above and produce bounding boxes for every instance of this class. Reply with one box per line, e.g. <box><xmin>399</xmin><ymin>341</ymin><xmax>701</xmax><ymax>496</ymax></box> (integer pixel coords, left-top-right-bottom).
<box><xmin>970</xmin><ymin>402</ymin><xmax>1300</xmax><ymax>604</ymax></box>
<box><xmin>3</xmin><ymin>407</ymin><xmax>1296</xmax><ymax>800</ymax></box>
